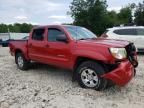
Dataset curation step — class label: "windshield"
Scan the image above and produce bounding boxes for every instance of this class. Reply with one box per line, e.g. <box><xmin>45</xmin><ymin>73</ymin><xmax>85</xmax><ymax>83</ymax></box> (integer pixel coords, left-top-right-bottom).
<box><xmin>65</xmin><ymin>26</ymin><xmax>97</xmax><ymax>40</ymax></box>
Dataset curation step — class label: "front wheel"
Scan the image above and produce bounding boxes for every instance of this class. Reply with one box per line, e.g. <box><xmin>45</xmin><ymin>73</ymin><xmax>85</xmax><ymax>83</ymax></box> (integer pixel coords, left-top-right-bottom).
<box><xmin>15</xmin><ymin>53</ymin><xmax>29</xmax><ymax>70</ymax></box>
<box><xmin>76</xmin><ymin>61</ymin><xmax>108</xmax><ymax>91</ymax></box>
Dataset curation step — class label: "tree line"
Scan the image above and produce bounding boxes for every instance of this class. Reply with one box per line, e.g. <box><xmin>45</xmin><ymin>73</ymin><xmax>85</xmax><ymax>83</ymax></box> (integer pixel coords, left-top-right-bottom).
<box><xmin>0</xmin><ymin>0</ymin><xmax>144</xmax><ymax>35</ymax></box>
<box><xmin>0</xmin><ymin>23</ymin><xmax>33</xmax><ymax>33</ymax></box>
<box><xmin>69</xmin><ymin>0</ymin><xmax>144</xmax><ymax>35</ymax></box>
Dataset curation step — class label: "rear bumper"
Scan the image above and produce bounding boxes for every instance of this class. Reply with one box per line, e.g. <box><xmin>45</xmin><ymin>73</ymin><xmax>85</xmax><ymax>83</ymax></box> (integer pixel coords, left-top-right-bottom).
<box><xmin>102</xmin><ymin>60</ymin><xmax>135</xmax><ymax>86</ymax></box>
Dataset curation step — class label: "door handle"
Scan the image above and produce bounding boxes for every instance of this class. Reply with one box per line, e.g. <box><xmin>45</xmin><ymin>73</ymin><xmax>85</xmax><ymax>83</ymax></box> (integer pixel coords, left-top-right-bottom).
<box><xmin>29</xmin><ymin>43</ymin><xmax>32</xmax><ymax>47</ymax></box>
<box><xmin>45</xmin><ymin>44</ymin><xmax>49</xmax><ymax>48</ymax></box>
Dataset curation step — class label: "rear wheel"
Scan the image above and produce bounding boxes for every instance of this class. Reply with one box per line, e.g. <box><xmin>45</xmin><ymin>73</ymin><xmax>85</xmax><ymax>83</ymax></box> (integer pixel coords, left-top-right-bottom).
<box><xmin>76</xmin><ymin>61</ymin><xmax>108</xmax><ymax>91</ymax></box>
<box><xmin>15</xmin><ymin>53</ymin><xmax>29</xmax><ymax>70</ymax></box>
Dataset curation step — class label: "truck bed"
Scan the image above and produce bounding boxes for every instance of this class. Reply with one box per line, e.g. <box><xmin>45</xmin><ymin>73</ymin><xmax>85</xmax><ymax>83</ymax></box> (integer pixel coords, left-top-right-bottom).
<box><xmin>9</xmin><ymin>40</ymin><xmax>28</xmax><ymax>56</ymax></box>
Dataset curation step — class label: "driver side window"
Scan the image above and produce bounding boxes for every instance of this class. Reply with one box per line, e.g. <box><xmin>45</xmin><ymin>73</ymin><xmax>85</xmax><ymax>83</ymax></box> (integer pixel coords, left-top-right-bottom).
<box><xmin>48</xmin><ymin>28</ymin><xmax>66</xmax><ymax>42</ymax></box>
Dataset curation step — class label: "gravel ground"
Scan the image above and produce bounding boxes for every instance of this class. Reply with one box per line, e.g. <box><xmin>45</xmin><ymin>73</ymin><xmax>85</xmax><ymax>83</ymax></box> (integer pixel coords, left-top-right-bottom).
<box><xmin>0</xmin><ymin>47</ymin><xmax>144</xmax><ymax>108</ymax></box>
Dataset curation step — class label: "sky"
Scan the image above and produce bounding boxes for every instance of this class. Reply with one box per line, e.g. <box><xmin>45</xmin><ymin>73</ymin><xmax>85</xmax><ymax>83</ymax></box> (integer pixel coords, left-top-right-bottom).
<box><xmin>0</xmin><ymin>0</ymin><xmax>143</xmax><ymax>25</ymax></box>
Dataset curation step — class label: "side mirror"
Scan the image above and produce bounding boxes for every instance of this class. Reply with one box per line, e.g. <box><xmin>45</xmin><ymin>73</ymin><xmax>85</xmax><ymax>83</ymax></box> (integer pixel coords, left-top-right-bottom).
<box><xmin>56</xmin><ymin>35</ymin><xmax>68</xmax><ymax>43</ymax></box>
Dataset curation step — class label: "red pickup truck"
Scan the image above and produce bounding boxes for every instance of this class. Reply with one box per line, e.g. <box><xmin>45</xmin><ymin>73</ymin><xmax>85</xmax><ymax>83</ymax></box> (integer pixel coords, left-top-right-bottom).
<box><xmin>9</xmin><ymin>25</ymin><xmax>138</xmax><ymax>91</ymax></box>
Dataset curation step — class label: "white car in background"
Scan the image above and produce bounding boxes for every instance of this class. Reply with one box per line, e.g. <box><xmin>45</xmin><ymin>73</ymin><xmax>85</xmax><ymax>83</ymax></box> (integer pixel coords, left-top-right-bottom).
<box><xmin>101</xmin><ymin>26</ymin><xmax>144</xmax><ymax>52</ymax></box>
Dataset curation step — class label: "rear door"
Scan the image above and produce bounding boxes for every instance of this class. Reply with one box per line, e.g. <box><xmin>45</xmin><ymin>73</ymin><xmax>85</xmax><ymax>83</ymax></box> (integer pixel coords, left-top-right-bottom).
<box><xmin>28</xmin><ymin>28</ymin><xmax>48</xmax><ymax>62</ymax></box>
<box><xmin>45</xmin><ymin>27</ymin><xmax>72</xmax><ymax>69</ymax></box>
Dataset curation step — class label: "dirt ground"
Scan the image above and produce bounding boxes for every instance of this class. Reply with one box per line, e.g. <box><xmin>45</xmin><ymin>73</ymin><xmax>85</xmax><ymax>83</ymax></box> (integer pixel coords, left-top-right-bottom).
<box><xmin>0</xmin><ymin>47</ymin><xmax>144</xmax><ymax>108</ymax></box>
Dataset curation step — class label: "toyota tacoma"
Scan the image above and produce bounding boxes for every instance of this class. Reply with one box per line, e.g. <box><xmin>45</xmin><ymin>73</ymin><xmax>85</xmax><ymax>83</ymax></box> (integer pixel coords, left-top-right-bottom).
<box><xmin>9</xmin><ymin>25</ymin><xmax>138</xmax><ymax>91</ymax></box>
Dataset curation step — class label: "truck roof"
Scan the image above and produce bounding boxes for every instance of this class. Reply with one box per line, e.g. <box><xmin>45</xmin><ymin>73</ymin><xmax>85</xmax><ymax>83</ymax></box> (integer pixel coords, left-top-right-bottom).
<box><xmin>33</xmin><ymin>25</ymin><xmax>81</xmax><ymax>29</ymax></box>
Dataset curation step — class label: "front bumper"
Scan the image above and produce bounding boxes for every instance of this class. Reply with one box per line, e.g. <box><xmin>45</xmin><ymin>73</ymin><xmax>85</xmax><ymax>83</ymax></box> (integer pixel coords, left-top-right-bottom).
<box><xmin>102</xmin><ymin>60</ymin><xmax>135</xmax><ymax>86</ymax></box>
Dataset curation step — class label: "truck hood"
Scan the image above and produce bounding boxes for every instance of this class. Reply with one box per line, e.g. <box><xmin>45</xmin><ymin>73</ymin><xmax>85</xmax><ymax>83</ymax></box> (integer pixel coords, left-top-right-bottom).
<box><xmin>78</xmin><ymin>38</ymin><xmax>130</xmax><ymax>48</ymax></box>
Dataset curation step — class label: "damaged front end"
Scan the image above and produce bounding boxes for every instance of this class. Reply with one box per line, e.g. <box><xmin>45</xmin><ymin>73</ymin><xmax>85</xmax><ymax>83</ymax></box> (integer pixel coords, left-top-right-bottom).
<box><xmin>102</xmin><ymin>43</ymin><xmax>138</xmax><ymax>86</ymax></box>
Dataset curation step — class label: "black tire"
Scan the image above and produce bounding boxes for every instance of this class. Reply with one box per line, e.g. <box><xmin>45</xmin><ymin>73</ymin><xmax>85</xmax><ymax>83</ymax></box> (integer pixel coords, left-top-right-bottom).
<box><xmin>15</xmin><ymin>53</ymin><xmax>29</xmax><ymax>70</ymax></box>
<box><xmin>76</xmin><ymin>61</ymin><xmax>108</xmax><ymax>91</ymax></box>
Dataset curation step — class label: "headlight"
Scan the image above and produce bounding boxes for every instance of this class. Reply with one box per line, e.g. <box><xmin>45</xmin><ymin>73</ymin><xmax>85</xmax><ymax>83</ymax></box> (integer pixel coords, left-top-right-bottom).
<box><xmin>109</xmin><ymin>48</ymin><xmax>127</xmax><ymax>60</ymax></box>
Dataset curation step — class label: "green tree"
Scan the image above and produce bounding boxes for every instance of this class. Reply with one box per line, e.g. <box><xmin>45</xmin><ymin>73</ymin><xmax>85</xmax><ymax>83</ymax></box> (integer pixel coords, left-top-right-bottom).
<box><xmin>69</xmin><ymin>0</ymin><xmax>110</xmax><ymax>35</ymax></box>
<box><xmin>20</xmin><ymin>23</ymin><xmax>33</xmax><ymax>33</ymax></box>
<box><xmin>117</xmin><ymin>6</ymin><xmax>132</xmax><ymax>24</ymax></box>
<box><xmin>134</xmin><ymin>1</ymin><xmax>144</xmax><ymax>26</ymax></box>
<box><xmin>13</xmin><ymin>23</ymin><xmax>21</xmax><ymax>32</ymax></box>
<box><xmin>0</xmin><ymin>24</ymin><xmax>8</xmax><ymax>33</ymax></box>
<box><xmin>0</xmin><ymin>23</ymin><xmax>33</xmax><ymax>33</ymax></box>
<box><xmin>107</xmin><ymin>10</ymin><xmax>119</xmax><ymax>26</ymax></box>
<box><xmin>8</xmin><ymin>24</ymin><xmax>15</xmax><ymax>32</ymax></box>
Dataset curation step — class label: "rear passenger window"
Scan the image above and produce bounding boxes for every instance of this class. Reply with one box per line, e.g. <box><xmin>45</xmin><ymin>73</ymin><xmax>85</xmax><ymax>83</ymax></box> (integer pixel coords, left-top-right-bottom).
<box><xmin>137</xmin><ymin>29</ymin><xmax>144</xmax><ymax>35</ymax></box>
<box><xmin>32</xmin><ymin>29</ymin><xmax>45</xmax><ymax>41</ymax></box>
<box><xmin>114</xmin><ymin>29</ymin><xmax>137</xmax><ymax>35</ymax></box>
<box><xmin>48</xmin><ymin>28</ymin><xmax>66</xmax><ymax>42</ymax></box>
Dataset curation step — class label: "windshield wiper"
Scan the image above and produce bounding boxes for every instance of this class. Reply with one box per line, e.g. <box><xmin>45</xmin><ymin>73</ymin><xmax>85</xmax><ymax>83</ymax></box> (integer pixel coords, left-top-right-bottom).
<box><xmin>78</xmin><ymin>38</ymin><xmax>87</xmax><ymax>40</ymax></box>
<box><xmin>78</xmin><ymin>37</ymin><xmax>96</xmax><ymax>40</ymax></box>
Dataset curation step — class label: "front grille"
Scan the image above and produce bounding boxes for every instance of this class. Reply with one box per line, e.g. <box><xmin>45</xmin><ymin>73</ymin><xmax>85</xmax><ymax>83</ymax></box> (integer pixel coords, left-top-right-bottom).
<box><xmin>125</xmin><ymin>43</ymin><xmax>138</xmax><ymax>67</ymax></box>
<box><xmin>125</xmin><ymin>43</ymin><xmax>136</xmax><ymax>56</ymax></box>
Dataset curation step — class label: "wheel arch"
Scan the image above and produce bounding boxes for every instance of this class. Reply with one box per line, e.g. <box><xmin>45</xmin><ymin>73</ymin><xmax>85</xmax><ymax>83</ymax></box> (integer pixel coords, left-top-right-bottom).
<box><xmin>73</xmin><ymin>56</ymin><xmax>107</xmax><ymax>72</ymax></box>
<box><xmin>15</xmin><ymin>49</ymin><xmax>23</xmax><ymax>55</ymax></box>
<box><xmin>15</xmin><ymin>48</ymin><xmax>29</xmax><ymax>61</ymax></box>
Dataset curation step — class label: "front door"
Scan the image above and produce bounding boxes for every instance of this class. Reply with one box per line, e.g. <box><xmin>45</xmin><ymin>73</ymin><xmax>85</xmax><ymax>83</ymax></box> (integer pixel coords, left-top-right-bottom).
<box><xmin>45</xmin><ymin>27</ymin><xmax>72</xmax><ymax>69</ymax></box>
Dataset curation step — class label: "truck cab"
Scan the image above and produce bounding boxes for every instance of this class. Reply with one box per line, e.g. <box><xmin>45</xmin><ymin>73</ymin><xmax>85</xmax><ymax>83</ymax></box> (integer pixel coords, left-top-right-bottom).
<box><xmin>27</xmin><ymin>25</ymin><xmax>73</xmax><ymax>69</ymax></box>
